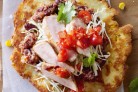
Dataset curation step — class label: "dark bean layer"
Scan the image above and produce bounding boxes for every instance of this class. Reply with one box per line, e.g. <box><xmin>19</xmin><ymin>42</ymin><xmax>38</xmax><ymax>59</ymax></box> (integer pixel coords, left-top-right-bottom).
<box><xmin>19</xmin><ymin>32</ymin><xmax>37</xmax><ymax>50</ymax></box>
<box><xmin>32</xmin><ymin>3</ymin><xmax>58</xmax><ymax>22</ymax></box>
<box><xmin>24</xmin><ymin>22</ymin><xmax>37</xmax><ymax>30</ymax></box>
<box><xmin>22</xmin><ymin>49</ymin><xmax>39</xmax><ymax>64</ymax></box>
<box><xmin>19</xmin><ymin>32</ymin><xmax>39</xmax><ymax>64</ymax></box>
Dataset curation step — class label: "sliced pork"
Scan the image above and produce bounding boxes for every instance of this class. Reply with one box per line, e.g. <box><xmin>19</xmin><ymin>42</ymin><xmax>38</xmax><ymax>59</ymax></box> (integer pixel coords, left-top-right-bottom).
<box><xmin>41</xmin><ymin>65</ymin><xmax>77</xmax><ymax>91</ymax></box>
<box><xmin>42</xmin><ymin>15</ymin><xmax>65</xmax><ymax>43</ymax></box>
<box><xmin>42</xmin><ymin>15</ymin><xmax>77</xmax><ymax>61</ymax></box>
<box><xmin>67</xmin><ymin>50</ymin><xmax>78</xmax><ymax>62</ymax></box>
<box><xmin>66</xmin><ymin>18</ymin><xmax>86</xmax><ymax>33</ymax></box>
<box><xmin>33</xmin><ymin>41</ymin><xmax>75</xmax><ymax>73</ymax></box>
<box><xmin>77</xmin><ymin>47</ymin><xmax>91</xmax><ymax>57</ymax></box>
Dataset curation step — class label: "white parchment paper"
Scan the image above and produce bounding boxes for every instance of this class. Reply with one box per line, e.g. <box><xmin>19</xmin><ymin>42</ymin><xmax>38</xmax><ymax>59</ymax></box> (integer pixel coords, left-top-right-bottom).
<box><xmin>2</xmin><ymin>0</ymin><xmax>124</xmax><ymax>92</ymax></box>
<box><xmin>2</xmin><ymin>0</ymin><xmax>37</xmax><ymax>92</ymax></box>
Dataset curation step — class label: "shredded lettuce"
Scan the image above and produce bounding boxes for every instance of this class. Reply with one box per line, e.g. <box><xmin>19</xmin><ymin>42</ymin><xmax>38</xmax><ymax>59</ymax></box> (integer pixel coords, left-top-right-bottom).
<box><xmin>83</xmin><ymin>53</ymin><xmax>98</xmax><ymax>67</ymax></box>
<box><xmin>57</xmin><ymin>1</ymin><xmax>76</xmax><ymax>24</ymax></box>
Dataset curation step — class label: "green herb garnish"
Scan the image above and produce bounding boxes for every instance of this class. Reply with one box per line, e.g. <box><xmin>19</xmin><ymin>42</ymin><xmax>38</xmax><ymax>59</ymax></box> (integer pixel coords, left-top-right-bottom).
<box><xmin>83</xmin><ymin>53</ymin><xmax>98</xmax><ymax>67</ymax></box>
<box><xmin>129</xmin><ymin>77</ymin><xmax>138</xmax><ymax>92</ymax></box>
<box><xmin>57</xmin><ymin>1</ymin><xmax>76</xmax><ymax>24</ymax></box>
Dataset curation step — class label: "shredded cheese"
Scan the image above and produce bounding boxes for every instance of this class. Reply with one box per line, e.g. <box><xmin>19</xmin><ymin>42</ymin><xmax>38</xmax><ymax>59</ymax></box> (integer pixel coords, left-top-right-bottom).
<box><xmin>86</xmin><ymin>8</ymin><xmax>113</xmax><ymax>49</ymax></box>
<box><xmin>25</xmin><ymin>63</ymin><xmax>64</xmax><ymax>92</ymax></box>
<box><xmin>106</xmin><ymin>0</ymin><xmax>111</xmax><ymax>6</ymax></box>
<box><xmin>74</xmin><ymin>57</ymin><xmax>83</xmax><ymax>76</ymax></box>
<box><xmin>85</xmin><ymin>9</ymin><xmax>113</xmax><ymax>76</ymax></box>
<box><xmin>92</xmin><ymin>62</ymin><xmax>98</xmax><ymax>76</ymax></box>
<box><xmin>40</xmin><ymin>75</ymin><xmax>63</xmax><ymax>92</ymax></box>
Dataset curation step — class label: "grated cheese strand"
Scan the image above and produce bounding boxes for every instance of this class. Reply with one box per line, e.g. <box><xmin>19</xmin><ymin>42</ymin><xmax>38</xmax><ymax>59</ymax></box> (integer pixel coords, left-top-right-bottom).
<box><xmin>85</xmin><ymin>8</ymin><xmax>113</xmax><ymax>76</ymax></box>
<box><xmin>24</xmin><ymin>63</ymin><xmax>64</xmax><ymax>92</ymax></box>
<box><xmin>106</xmin><ymin>0</ymin><xmax>111</xmax><ymax>7</ymax></box>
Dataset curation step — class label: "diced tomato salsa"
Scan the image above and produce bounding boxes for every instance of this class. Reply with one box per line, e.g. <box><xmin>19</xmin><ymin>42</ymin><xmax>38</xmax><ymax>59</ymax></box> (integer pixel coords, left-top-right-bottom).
<box><xmin>57</xmin><ymin>26</ymin><xmax>103</xmax><ymax>62</ymax></box>
<box><xmin>78</xmin><ymin>10</ymin><xmax>92</xmax><ymax>24</ymax></box>
<box><xmin>58</xmin><ymin>28</ymin><xmax>103</xmax><ymax>50</ymax></box>
<box><xmin>55</xmin><ymin>67</ymin><xmax>70</xmax><ymax>78</ymax></box>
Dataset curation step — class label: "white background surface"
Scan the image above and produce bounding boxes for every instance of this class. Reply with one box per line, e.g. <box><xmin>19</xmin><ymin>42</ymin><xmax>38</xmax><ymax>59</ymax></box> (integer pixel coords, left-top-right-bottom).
<box><xmin>2</xmin><ymin>0</ymin><xmax>37</xmax><ymax>92</ymax></box>
<box><xmin>2</xmin><ymin>0</ymin><xmax>123</xmax><ymax>92</ymax></box>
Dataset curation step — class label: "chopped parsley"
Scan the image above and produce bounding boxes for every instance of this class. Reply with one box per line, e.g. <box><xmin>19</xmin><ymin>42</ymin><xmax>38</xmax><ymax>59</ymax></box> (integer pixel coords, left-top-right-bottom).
<box><xmin>83</xmin><ymin>53</ymin><xmax>98</xmax><ymax>67</ymax></box>
<box><xmin>57</xmin><ymin>1</ymin><xmax>76</xmax><ymax>24</ymax></box>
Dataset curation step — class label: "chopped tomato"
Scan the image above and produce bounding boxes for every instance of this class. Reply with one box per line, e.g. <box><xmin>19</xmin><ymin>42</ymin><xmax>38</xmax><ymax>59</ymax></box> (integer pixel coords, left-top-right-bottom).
<box><xmin>58</xmin><ymin>31</ymin><xmax>67</xmax><ymax>39</ymax></box>
<box><xmin>58</xmin><ymin>49</ymin><xmax>68</xmax><ymax>62</ymax></box>
<box><xmin>76</xmin><ymin>37</ymin><xmax>90</xmax><ymax>49</ymax></box>
<box><xmin>94</xmin><ymin>26</ymin><xmax>102</xmax><ymax>33</ymax></box>
<box><xmin>76</xmin><ymin>63</ymin><xmax>82</xmax><ymax>71</ymax></box>
<box><xmin>90</xmin><ymin>33</ymin><xmax>103</xmax><ymax>46</ymax></box>
<box><xmin>55</xmin><ymin>67</ymin><xmax>70</xmax><ymax>78</ymax></box>
<box><xmin>58</xmin><ymin>27</ymin><xmax>103</xmax><ymax>51</ymax></box>
<box><xmin>78</xmin><ymin>10</ymin><xmax>92</xmax><ymax>24</ymax></box>
<box><xmin>88</xmin><ymin>28</ymin><xmax>96</xmax><ymax>35</ymax></box>
<box><xmin>88</xmin><ymin>26</ymin><xmax>101</xmax><ymax>35</ymax></box>
<box><xmin>75</xmin><ymin>28</ymin><xmax>86</xmax><ymax>39</ymax></box>
<box><xmin>70</xmin><ymin>28</ymin><xmax>86</xmax><ymax>40</ymax></box>
<box><xmin>60</xmin><ymin>35</ymin><xmax>75</xmax><ymax>49</ymax></box>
